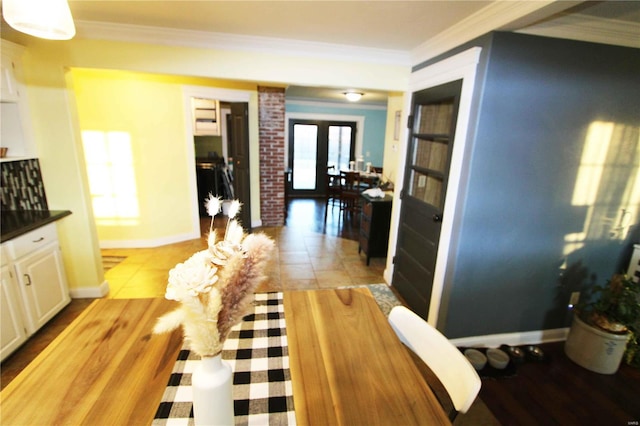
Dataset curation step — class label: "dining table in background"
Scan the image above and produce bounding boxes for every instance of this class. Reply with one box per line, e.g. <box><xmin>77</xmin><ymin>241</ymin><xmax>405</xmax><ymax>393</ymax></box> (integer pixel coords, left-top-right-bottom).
<box><xmin>329</xmin><ymin>169</ymin><xmax>381</xmax><ymax>189</ymax></box>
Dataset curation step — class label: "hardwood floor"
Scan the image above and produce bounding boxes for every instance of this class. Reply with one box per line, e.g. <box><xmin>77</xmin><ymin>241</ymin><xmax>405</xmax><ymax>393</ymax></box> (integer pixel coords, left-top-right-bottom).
<box><xmin>2</xmin><ymin>198</ymin><xmax>639</xmax><ymax>426</ymax></box>
<box><xmin>480</xmin><ymin>341</ymin><xmax>640</xmax><ymax>425</ymax></box>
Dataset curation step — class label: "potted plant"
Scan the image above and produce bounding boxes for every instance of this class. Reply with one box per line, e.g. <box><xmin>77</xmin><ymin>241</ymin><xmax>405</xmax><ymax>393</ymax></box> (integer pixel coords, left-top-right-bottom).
<box><xmin>565</xmin><ymin>274</ymin><xmax>640</xmax><ymax>374</ymax></box>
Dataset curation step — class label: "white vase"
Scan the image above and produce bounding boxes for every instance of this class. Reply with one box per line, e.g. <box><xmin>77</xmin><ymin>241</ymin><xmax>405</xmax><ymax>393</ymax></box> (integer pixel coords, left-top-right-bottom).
<box><xmin>192</xmin><ymin>354</ymin><xmax>234</xmax><ymax>425</ymax></box>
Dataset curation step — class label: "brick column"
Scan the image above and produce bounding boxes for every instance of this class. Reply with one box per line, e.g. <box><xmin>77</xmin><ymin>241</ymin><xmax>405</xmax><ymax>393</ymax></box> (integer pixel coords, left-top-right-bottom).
<box><xmin>257</xmin><ymin>86</ymin><xmax>285</xmax><ymax>226</ymax></box>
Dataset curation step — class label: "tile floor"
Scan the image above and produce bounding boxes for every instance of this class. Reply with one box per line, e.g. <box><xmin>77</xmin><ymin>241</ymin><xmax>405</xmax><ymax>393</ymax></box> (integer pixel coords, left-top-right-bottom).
<box><xmin>102</xmin><ymin>202</ymin><xmax>387</xmax><ymax>299</ymax></box>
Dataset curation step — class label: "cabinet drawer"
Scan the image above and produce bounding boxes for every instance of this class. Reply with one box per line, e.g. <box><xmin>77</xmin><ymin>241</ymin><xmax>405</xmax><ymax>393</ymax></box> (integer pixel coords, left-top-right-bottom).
<box><xmin>363</xmin><ymin>201</ymin><xmax>373</xmax><ymax>217</ymax></box>
<box><xmin>361</xmin><ymin>215</ymin><xmax>371</xmax><ymax>235</ymax></box>
<box><xmin>6</xmin><ymin>223</ymin><xmax>58</xmax><ymax>260</ymax></box>
<box><xmin>359</xmin><ymin>235</ymin><xmax>369</xmax><ymax>254</ymax></box>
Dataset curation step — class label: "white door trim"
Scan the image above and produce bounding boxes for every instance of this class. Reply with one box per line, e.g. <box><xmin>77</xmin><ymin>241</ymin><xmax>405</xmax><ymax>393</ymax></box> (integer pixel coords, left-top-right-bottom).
<box><xmin>386</xmin><ymin>47</ymin><xmax>482</xmax><ymax>327</ymax></box>
<box><xmin>284</xmin><ymin>112</ymin><xmax>365</xmax><ymax>168</ymax></box>
<box><xmin>182</xmin><ymin>86</ymin><xmax>252</xmax><ymax>235</ymax></box>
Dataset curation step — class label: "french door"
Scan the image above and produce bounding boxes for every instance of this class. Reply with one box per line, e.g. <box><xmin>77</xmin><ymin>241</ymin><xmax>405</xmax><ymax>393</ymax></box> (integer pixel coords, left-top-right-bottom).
<box><xmin>288</xmin><ymin>119</ymin><xmax>356</xmax><ymax>197</ymax></box>
<box><xmin>392</xmin><ymin>80</ymin><xmax>462</xmax><ymax>319</ymax></box>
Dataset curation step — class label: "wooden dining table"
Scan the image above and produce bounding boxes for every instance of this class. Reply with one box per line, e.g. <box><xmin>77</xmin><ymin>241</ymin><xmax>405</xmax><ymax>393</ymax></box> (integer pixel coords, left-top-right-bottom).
<box><xmin>284</xmin><ymin>288</ymin><xmax>450</xmax><ymax>425</ymax></box>
<box><xmin>0</xmin><ymin>298</ymin><xmax>183</xmax><ymax>425</ymax></box>
<box><xmin>0</xmin><ymin>288</ymin><xmax>450</xmax><ymax>425</ymax></box>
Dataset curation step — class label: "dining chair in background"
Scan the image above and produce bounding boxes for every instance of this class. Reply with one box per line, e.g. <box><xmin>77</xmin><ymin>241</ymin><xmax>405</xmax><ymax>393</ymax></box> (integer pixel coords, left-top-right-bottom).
<box><xmin>339</xmin><ymin>170</ymin><xmax>362</xmax><ymax>216</ymax></box>
<box><xmin>388</xmin><ymin>306</ymin><xmax>481</xmax><ymax>421</ymax></box>
<box><xmin>325</xmin><ymin>165</ymin><xmax>340</xmax><ymax>212</ymax></box>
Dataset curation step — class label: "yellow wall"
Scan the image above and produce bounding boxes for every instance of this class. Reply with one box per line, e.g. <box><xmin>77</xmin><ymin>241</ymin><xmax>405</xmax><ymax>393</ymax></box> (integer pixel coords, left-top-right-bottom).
<box><xmin>72</xmin><ymin>69</ymin><xmax>240</xmax><ymax>243</ymax></box>
<box><xmin>19</xmin><ymin>48</ymin><xmax>104</xmax><ymax>295</ymax></box>
<box><xmin>12</xmin><ymin>36</ymin><xmax>410</xmax><ymax>293</ymax></box>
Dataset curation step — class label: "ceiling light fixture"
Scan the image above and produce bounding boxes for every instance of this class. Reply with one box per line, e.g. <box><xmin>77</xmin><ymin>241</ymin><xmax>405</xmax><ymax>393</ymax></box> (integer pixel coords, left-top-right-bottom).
<box><xmin>344</xmin><ymin>92</ymin><xmax>363</xmax><ymax>102</ymax></box>
<box><xmin>2</xmin><ymin>0</ymin><xmax>76</xmax><ymax>40</ymax></box>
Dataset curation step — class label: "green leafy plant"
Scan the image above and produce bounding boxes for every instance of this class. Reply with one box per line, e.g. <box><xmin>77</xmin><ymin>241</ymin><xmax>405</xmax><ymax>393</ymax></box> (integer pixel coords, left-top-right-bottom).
<box><xmin>578</xmin><ymin>274</ymin><xmax>640</xmax><ymax>367</ymax></box>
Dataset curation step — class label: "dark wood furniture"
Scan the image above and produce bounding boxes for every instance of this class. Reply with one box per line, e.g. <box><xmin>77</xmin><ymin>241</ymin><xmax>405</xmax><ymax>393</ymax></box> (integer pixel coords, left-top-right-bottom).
<box><xmin>339</xmin><ymin>170</ymin><xmax>362</xmax><ymax>216</ymax></box>
<box><xmin>284</xmin><ymin>169</ymin><xmax>292</xmax><ymax>218</ymax></box>
<box><xmin>324</xmin><ymin>166</ymin><xmax>340</xmax><ymax>211</ymax></box>
<box><xmin>359</xmin><ymin>193</ymin><xmax>393</xmax><ymax>265</ymax></box>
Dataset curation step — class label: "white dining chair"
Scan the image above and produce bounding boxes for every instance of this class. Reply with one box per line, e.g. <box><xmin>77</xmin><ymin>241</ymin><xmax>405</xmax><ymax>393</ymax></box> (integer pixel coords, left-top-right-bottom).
<box><xmin>388</xmin><ymin>306</ymin><xmax>481</xmax><ymax>421</ymax></box>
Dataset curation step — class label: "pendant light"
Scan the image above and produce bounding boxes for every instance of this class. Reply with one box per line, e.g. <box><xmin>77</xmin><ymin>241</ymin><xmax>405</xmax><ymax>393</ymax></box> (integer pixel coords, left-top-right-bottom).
<box><xmin>2</xmin><ymin>0</ymin><xmax>76</xmax><ymax>40</ymax></box>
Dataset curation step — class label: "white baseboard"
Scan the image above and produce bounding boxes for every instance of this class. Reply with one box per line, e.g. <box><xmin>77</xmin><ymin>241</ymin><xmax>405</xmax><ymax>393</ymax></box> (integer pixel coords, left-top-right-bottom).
<box><xmin>450</xmin><ymin>327</ymin><xmax>570</xmax><ymax>348</ymax></box>
<box><xmin>69</xmin><ymin>280</ymin><xmax>110</xmax><ymax>298</ymax></box>
<box><xmin>99</xmin><ymin>231</ymin><xmax>200</xmax><ymax>249</ymax></box>
<box><xmin>383</xmin><ymin>268</ymin><xmax>393</xmax><ymax>285</ymax></box>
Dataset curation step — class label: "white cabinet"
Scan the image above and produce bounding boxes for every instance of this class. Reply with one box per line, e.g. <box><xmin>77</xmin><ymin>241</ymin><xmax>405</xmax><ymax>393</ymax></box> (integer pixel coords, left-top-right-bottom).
<box><xmin>0</xmin><ymin>223</ymin><xmax>70</xmax><ymax>361</ymax></box>
<box><xmin>192</xmin><ymin>97</ymin><xmax>221</xmax><ymax>136</ymax></box>
<box><xmin>1</xmin><ymin>264</ymin><xmax>28</xmax><ymax>360</ymax></box>
<box><xmin>1</xmin><ymin>53</ymin><xmax>19</xmax><ymax>102</ymax></box>
<box><xmin>13</xmin><ymin>243</ymin><xmax>70</xmax><ymax>333</ymax></box>
<box><xmin>0</xmin><ymin>40</ymin><xmax>35</xmax><ymax>160</ymax></box>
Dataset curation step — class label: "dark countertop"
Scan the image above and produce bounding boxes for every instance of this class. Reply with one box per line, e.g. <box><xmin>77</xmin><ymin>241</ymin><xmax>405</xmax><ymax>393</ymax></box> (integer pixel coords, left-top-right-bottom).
<box><xmin>1</xmin><ymin>210</ymin><xmax>72</xmax><ymax>243</ymax></box>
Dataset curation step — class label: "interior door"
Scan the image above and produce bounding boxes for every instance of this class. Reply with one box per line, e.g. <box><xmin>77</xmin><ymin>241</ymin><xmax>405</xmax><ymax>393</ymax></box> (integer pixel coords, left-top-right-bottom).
<box><xmin>392</xmin><ymin>80</ymin><xmax>462</xmax><ymax>319</ymax></box>
<box><xmin>288</xmin><ymin>119</ymin><xmax>355</xmax><ymax>197</ymax></box>
<box><xmin>229</xmin><ymin>102</ymin><xmax>251</xmax><ymax>230</ymax></box>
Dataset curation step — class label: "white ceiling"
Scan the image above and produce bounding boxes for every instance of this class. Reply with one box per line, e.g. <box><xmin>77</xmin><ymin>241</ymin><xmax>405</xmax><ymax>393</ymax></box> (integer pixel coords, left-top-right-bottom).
<box><xmin>63</xmin><ymin>1</ymin><xmax>640</xmax><ymax>51</ymax></box>
<box><xmin>67</xmin><ymin>1</ymin><xmax>493</xmax><ymax>51</ymax></box>
<box><xmin>2</xmin><ymin>1</ymin><xmax>639</xmax><ymax>105</ymax></box>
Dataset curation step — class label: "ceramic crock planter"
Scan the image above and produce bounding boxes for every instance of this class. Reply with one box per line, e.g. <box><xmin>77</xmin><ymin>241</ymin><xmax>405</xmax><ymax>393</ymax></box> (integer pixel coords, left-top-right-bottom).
<box><xmin>565</xmin><ymin>274</ymin><xmax>639</xmax><ymax>374</ymax></box>
<box><xmin>564</xmin><ymin>315</ymin><xmax>630</xmax><ymax>374</ymax></box>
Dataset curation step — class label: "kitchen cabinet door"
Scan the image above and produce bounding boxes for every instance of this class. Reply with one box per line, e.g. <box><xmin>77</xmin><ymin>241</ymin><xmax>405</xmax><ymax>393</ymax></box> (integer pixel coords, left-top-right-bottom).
<box><xmin>1</xmin><ymin>265</ymin><xmax>28</xmax><ymax>361</ymax></box>
<box><xmin>13</xmin><ymin>245</ymin><xmax>70</xmax><ymax>334</ymax></box>
<box><xmin>0</xmin><ymin>53</ymin><xmax>19</xmax><ymax>102</ymax></box>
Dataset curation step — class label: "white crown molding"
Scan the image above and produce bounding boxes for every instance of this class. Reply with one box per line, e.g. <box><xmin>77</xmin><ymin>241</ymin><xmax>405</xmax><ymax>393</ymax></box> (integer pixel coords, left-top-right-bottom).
<box><xmin>411</xmin><ymin>1</ymin><xmax>561</xmax><ymax>65</ymax></box>
<box><xmin>286</xmin><ymin>99</ymin><xmax>386</xmax><ymax>111</ymax></box>
<box><xmin>75</xmin><ymin>20</ymin><xmax>411</xmax><ymax>66</ymax></box>
<box><xmin>517</xmin><ymin>13</ymin><xmax>640</xmax><ymax>49</ymax></box>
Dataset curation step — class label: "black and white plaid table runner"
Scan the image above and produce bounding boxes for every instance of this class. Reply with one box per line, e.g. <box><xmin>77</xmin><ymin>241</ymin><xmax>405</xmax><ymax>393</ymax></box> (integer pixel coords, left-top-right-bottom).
<box><xmin>152</xmin><ymin>292</ymin><xmax>296</xmax><ymax>425</ymax></box>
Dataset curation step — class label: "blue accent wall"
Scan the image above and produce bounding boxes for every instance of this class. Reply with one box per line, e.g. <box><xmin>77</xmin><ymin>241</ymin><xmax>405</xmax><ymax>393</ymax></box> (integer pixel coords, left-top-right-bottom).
<box><xmin>421</xmin><ymin>33</ymin><xmax>640</xmax><ymax>338</ymax></box>
<box><xmin>285</xmin><ymin>102</ymin><xmax>387</xmax><ymax>167</ymax></box>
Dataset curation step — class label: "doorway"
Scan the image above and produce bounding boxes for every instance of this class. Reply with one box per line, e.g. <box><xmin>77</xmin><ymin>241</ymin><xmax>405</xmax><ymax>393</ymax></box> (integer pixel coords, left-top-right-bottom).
<box><xmin>392</xmin><ymin>80</ymin><xmax>462</xmax><ymax>320</ymax></box>
<box><xmin>192</xmin><ymin>100</ymin><xmax>250</xmax><ymax>230</ymax></box>
<box><xmin>288</xmin><ymin>119</ymin><xmax>356</xmax><ymax>197</ymax></box>
<box><xmin>183</xmin><ymin>86</ymin><xmax>253</xmax><ymax>236</ymax></box>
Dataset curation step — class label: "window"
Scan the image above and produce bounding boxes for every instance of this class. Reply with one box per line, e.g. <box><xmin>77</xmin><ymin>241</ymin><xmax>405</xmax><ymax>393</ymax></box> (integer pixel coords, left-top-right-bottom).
<box><xmin>82</xmin><ymin>131</ymin><xmax>139</xmax><ymax>225</ymax></box>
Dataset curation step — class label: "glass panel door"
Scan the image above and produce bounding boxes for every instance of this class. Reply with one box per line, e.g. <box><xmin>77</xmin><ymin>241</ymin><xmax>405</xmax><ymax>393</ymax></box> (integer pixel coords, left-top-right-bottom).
<box><xmin>288</xmin><ymin>119</ymin><xmax>356</xmax><ymax>197</ymax></box>
<box><xmin>292</xmin><ymin>124</ymin><xmax>318</xmax><ymax>190</ymax></box>
<box><xmin>392</xmin><ymin>79</ymin><xmax>462</xmax><ymax>320</ymax></box>
<box><xmin>328</xmin><ymin>125</ymin><xmax>352</xmax><ymax>171</ymax></box>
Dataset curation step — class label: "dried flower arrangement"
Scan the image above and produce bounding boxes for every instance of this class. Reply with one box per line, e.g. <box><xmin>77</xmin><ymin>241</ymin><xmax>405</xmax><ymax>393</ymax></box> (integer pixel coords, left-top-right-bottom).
<box><xmin>153</xmin><ymin>196</ymin><xmax>275</xmax><ymax>357</ymax></box>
